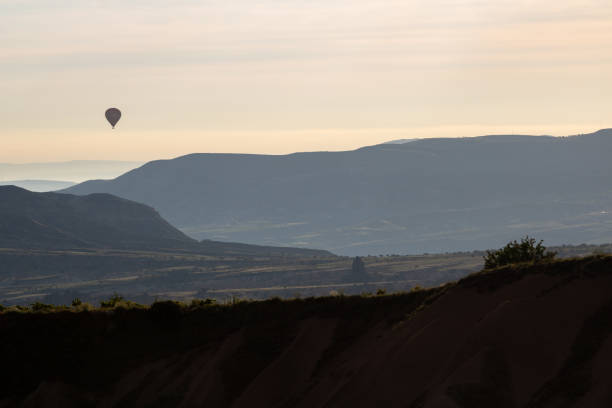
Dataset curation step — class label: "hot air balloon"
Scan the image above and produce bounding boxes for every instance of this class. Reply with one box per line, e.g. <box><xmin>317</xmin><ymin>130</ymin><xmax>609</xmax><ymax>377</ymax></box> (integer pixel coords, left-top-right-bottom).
<box><xmin>105</xmin><ymin>108</ymin><xmax>121</xmax><ymax>129</ymax></box>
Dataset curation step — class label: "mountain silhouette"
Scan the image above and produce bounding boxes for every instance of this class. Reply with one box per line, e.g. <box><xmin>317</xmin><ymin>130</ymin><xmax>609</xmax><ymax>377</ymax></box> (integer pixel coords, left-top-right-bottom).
<box><xmin>64</xmin><ymin>129</ymin><xmax>612</xmax><ymax>255</ymax></box>
<box><xmin>0</xmin><ymin>186</ymin><xmax>330</xmax><ymax>256</ymax></box>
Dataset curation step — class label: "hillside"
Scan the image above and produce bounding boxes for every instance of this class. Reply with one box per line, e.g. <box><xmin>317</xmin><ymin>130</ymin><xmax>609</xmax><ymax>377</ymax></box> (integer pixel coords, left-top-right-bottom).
<box><xmin>64</xmin><ymin>129</ymin><xmax>612</xmax><ymax>255</ymax></box>
<box><xmin>1</xmin><ymin>256</ymin><xmax>612</xmax><ymax>407</ymax></box>
<box><xmin>0</xmin><ymin>186</ymin><xmax>331</xmax><ymax>257</ymax></box>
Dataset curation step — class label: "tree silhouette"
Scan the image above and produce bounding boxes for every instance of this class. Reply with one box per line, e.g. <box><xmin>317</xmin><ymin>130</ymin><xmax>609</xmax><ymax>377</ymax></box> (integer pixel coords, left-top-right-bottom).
<box><xmin>352</xmin><ymin>256</ymin><xmax>367</xmax><ymax>279</ymax></box>
<box><xmin>484</xmin><ymin>236</ymin><xmax>556</xmax><ymax>269</ymax></box>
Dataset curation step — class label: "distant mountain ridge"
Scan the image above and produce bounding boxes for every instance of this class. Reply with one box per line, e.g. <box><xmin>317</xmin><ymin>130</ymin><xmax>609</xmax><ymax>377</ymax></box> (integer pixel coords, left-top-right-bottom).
<box><xmin>0</xmin><ymin>186</ymin><xmax>331</xmax><ymax>257</ymax></box>
<box><xmin>64</xmin><ymin>129</ymin><xmax>612</xmax><ymax>255</ymax></box>
<box><xmin>0</xmin><ymin>160</ymin><xmax>142</xmax><ymax>183</ymax></box>
<box><xmin>0</xmin><ymin>180</ymin><xmax>76</xmax><ymax>192</ymax></box>
<box><xmin>383</xmin><ymin>138</ymin><xmax>419</xmax><ymax>144</ymax></box>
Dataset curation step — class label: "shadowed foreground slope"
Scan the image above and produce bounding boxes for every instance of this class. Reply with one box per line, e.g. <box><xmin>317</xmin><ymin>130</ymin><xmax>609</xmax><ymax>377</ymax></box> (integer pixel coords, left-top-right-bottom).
<box><xmin>2</xmin><ymin>256</ymin><xmax>612</xmax><ymax>407</ymax></box>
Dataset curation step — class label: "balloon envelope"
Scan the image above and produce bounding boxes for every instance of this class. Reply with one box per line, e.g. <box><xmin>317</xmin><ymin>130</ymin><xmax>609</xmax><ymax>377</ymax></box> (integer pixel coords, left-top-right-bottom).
<box><xmin>105</xmin><ymin>108</ymin><xmax>121</xmax><ymax>128</ymax></box>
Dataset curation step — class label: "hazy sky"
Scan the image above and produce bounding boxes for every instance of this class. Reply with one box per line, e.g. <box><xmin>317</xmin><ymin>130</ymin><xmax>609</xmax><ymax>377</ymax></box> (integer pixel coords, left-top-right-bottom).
<box><xmin>2</xmin><ymin>0</ymin><xmax>611</xmax><ymax>162</ymax></box>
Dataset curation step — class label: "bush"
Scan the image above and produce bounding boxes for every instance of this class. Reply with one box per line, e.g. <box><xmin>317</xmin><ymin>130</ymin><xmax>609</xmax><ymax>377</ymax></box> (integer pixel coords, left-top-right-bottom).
<box><xmin>149</xmin><ymin>300</ymin><xmax>183</xmax><ymax>324</ymax></box>
<box><xmin>30</xmin><ymin>302</ymin><xmax>54</xmax><ymax>312</ymax></box>
<box><xmin>71</xmin><ymin>298</ymin><xmax>82</xmax><ymax>307</ymax></box>
<box><xmin>484</xmin><ymin>236</ymin><xmax>556</xmax><ymax>269</ymax></box>
<box><xmin>190</xmin><ymin>298</ymin><xmax>215</xmax><ymax>308</ymax></box>
<box><xmin>100</xmin><ymin>293</ymin><xmax>124</xmax><ymax>308</ymax></box>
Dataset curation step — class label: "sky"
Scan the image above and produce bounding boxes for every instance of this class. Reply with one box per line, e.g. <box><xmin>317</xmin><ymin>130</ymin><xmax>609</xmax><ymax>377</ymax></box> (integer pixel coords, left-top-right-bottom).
<box><xmin>1</xmin><ymin>0</ymin><xmax>611</xmax><ymax>162</ymax></box>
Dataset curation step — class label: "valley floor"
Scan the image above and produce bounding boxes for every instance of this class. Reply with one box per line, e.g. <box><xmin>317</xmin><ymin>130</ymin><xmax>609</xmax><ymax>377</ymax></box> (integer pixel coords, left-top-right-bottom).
<box><xmin>0</xmin><ymin>243</ymin><xmax>608</xmax><ymax>306</ymax></box>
